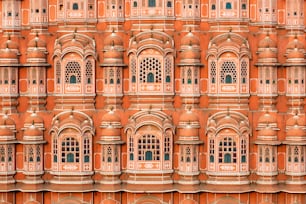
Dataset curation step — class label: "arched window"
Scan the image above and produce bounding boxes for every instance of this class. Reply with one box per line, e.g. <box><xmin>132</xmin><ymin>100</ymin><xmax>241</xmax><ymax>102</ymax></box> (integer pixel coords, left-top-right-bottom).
<box><xmin>226</xmin><ymin>2</ymin><xmax>232</xmax><ymax>9</ymax></box>
<box><xmin>209</xmin><ymin>139</ymin><xmax>215</xmax><ymax>162</ymax></box>
<box><xmin>147</xmin><ymin>73</ymin><xmax>154</xmax><ymax>82</ymax></box>
<box><xmin>56</xmin><ymin>61</ymin><xmax>61</xmax><ymax>84</ymax></box>
<box><xmin>187</xmin><ymin>68</ymin><xmax>192</xmax><ymax>84</ymax></box>
<box><xmin>129</xmin><ymin>135</ymin><xmax>134</xmax><ymax>161</ymax></box>
<box><xmin>67</xmin><ymin>153</ymin><xmax>74</xmax><ymax>162</ymax></box>
<box><xmin>61</xmin><ymin>137</ymin><xmax>79</xmax><ymax>163</ymax></box>
<box><xmin>85</xmin><ymin>61</ymin><xmax>93</xmax><ymax>84</ymax></box>
<box><xmin>148</xmin><ymin>0</ymin><xmax>156</xmax><ymax>7</ymax></box>
<box><xmin>36</xmin><ymin>146</ymin><xmax>41</xmax><ymax>162</ymax></box>
<box><xmin>29</xmin><ymin>146</ymin><xmax>34</xmax><ymax>162</ymax></box>
<box><xmin>0</xmin><ymin>146</ymin><xmax>5</xmax><ymax>162</ymax></box>
<box><xmin>140</xmin><ymin>57</ymin><xmax>162</xmax><ymax>83</ymax></box>
<box><xmin>138</xmin><ymin>134</ymin><xmax>160</xmax><ymax>161</ymax></box>
<box><xmin>70</xmin><ymin>75</ymin><xmax>77</xmax><ymax>84</ymax></box>
<box><xmin>218</xmin><ymin>137</ymin><xmax>237</xmax><ymax>163</ymax></box>
<box><xmin>221</xmin><ymin>61</ymin><xmax>237</xmax><ymax>83</ymax></box>
<box><xmin>164</xmin><ymin>135</ymin><xmax>170</xmax><ymax>161</ymax></box>
<box><xmin>84</xmin><ymin>138</ymin><xmax>90</xmax><ymax>163</ymax></box>
<box><xmin>65</xmin><ymin>61</ymin><xmax>81</xmax><ymax>84</ymax></box>
<box><xmin>224</xmin><ymin>153</ymin><xmax>231</xmax><ymax>163</ymax></box>
<box><xmin>7</xmin><ymin>146</ymin><xmax>13</xmax><ymax>162</ymax></box>
<box><xmin>107</xmin><ymin>146</ymin><xmax>112</xmax><ymax>162</ymax></box>
<box><xmin>53</xmin><ymin>138</ymin><xmax>57</xmax><ymax>162</ymax></box>
<box><xmin>225</xmin><ymin>75</ymin><xmax>232</xmax><ymax>83</ymax></box>
<box><xmin>265</xmin><ymin>148</ymin><xmax>270</xmax><ymax>162</ymax></box>
<box><xmin>186</xmin><ymin>147</ymin><xmax>191</xmax><ymax>162</ymax></box>
<box><xmin>212</xmin><ymin>4</ymin><xmax>216</xmax><ymax>10</ymax></box>
<box><xmin>72</xmin><ymin>3</ymin><xmax>79</xmax><ymax>10</ymax></box>
<box><xmin>4</xmin><ymin>69</ymin><xmax>8</xmax><ymax>84</ymax></box>
<box><xmin>294</xmin><ymin>146</ymin><xmax>299</xmax><ymax>162</ymax></box>
<box><xmin>145</xmin><ymin>151</ymin><xmax>153</xmax><ymax>160</ymax></box>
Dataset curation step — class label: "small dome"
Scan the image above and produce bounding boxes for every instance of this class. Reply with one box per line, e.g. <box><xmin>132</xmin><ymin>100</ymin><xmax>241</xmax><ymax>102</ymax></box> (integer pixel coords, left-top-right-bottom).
<box><xmin>286</xmin><ymin>126</ymin><xmax>305</xmax><ymax>137</ymax></box>
<box><xmin>101</xmin><ymin>127</ymin><xmax>121</xmax><ymax>137</ymax></box>
<box><xmin>258</xmin><ymin>112</ymin><xmax>277</xmax><ymax>124</ymax></box>
<box><xmin>27</xmin><ymin>36</ymin><xmax>46</xmax><ymax>48</ymax></box>
<box><xmin>286</xmin><ymin>37</ymin><xmax>305</xmax><ymax>50</ymax></box>
<box><xmin>287</xmin><ymin>48</ymin><xmax>305</xmax><ymax>59</ymax></box>
<box><xmin>258</xmin><ymin>125</ymin><xmax>277</xmax><ymax>137</ymax></box>
<box><xmin>23</xmin><ymin>125</ymin><xmax>43</xmax><ymax>140</ymax></box>
<box><xmin>0</xmin><ymin>48</ymin><xmax>18</xmax><ymax>61</ymax></box>
<box><xmin>0</xmin><ymin>38</ymin><xmax>19</xmax><ymax>50</ymax></box>
<box><xmin>258</xmin><ymin>35</ymin><xmax>277</xmax><ymax>49</ymax></box>
<box><xmin>0</xmin><ymin>38</ymin><xmax>19</xmax><ymax>62</ymax></box>
<box><xmin>103</xmin><ymin>49</ymin><xmax>123</xmax><ymax>62</ymax></box>
<box><xmin>0</xmin><ymin>115</ymin><xmax>15</xmax><ymax>126</ymax></box>
<box><xmin>286</xmin><ymin>114</ymin><xmax>305</xmax><ymax>127</ymax></box>
<box><xmin>24</xmin><ymin>112</ymin><xmax>44</xmax><ymax>125</ymax></box>
<box><xmin>181</xmin><ymin>32</ymin><xmax>200</xmax><ymax>47</ymax></box>
<box><xmin>180</xmin><ymin>48</ymin><xmax>201</xmax><ymax>61</ymax></box>
<box><xmin>104</xmin><ymin>32</ymin><xmax>123</xmax><ymax>47</ymax></box>
<box><xmin>179</xmin><ymin>110</ymin><xmax>199</xmax><ymax>123</ymax></box>
<box><xmin>102</xmin><ymin>110</ymin><xmax>121</xmax><ymax>123</ymax></box>
<box><xmin>178</xmin><ymin>127</ymin><xmax>199</xmax><ymax>139</ymax></box>
<box><xmin>103</xmin><ymin>33</ymin><xmax>124</xmax><ymax>64</ymax></box>
<box><xmin>258</xmin><ymin>48</ymin><xmax>277</xmax><ymax>59</ymax></box>
<box><xmin>27</xmin><ymin>48</ymin><xmax>47</xmax><ymax>62</ymax></box>
<box><xmin>0</xmin><ymin>126</ymin><xmax>14</xmax><ymax>137</ymax></box>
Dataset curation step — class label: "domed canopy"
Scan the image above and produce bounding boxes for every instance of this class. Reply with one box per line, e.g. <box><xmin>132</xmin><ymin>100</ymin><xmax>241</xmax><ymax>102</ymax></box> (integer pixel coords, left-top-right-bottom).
<box><xmin>23</xmin><ymin>124</ymin><xmax>44</xmax><ymax>141</ymax></box>
<box><xmin>285</xmin><ymin>114</ymin><xmax>306</xmax><ymax>142</ymax></box>
<box><xmin>258</xmin><ymin>35</ymin><xmax>277</xmax><ymax>49</ymax></box>
<box><xmin>258</xmin><ymin>48</ymin><xmax>277</xmax><ymax>59</ymax></box>
<box><xmin>0</xmin><ymin>38</ymin><xmax>19</xmax><ymax>50</ymax></box>
<box><xmin>0</xmin><ymin>126</ymin><xmax>14</xmax><ymax>137</ymax></box>
<box><xmin>0</xmin><ymin>37</ymin><xmax>19</xmax><ymax>64</ymax></box>
<box><xmin>181</xmin><ymin>32</ymin><xmax>200</xmax><ymax>47</ymax></box>
<box><xmin>102</xmin><ymin>32</ymin><xmax>125</xmax><ymax>66</ymax></box>
<box><xmin>100</xmin><ymin>110</ymin><xmax>123</xmax><ymax>143</ymax></box>
<box><xmin>28</xmin><ymin>35</ymin><xmax>47</xmax><ymax>48</ymax></box>
<box><xmin>286</xmin><ymin>37</ymin><xmax>305</xmax><ymax>50</ymax></box>
<box><xmin>0</xmin><ymin>116</ymin><xmax>16</xmax><ymax>141</ymax></box>
<box><xmin>258</xmin><ymin>112</ymin><xmax>277</xmax><ymax>126</ymax></box>
<box><xmin>287</xmin><ymin>48</ymin><xmax>305</xmax><ymax>59</ymax></box>
<box><xmin>257</xmin><ymin>112</ymin><xmax>277</xmax><ymax>129</ymax></box>
<box><xmin>27</xmin><ymin>35</ymin><xmax>47</xmax><ymax>64</ymax></box>
<box><xmin>24</xmin><ymin>112</ymin><xmax>44</xmax><ymax>130</ymax></box>
<box><xmin>179</xmin><ymin>32</ymin><xmax>201</xmax><ymax>64</ymax></box>
<box><xmin>104</xmin><ymin>32</ymin><xmax>123</xmax><ymax>47</ymax></box>
<box><xmin>286</xmin><ymin>125</ymin><xmax>305</xmax><ymax>139</ymax></box>
<box><xmin>102</xmin><ymin>110</ymin><xmax>121</xmax><ymax>124</ymax></box>
<box><xmin>258</xmin><ymin>125</ymin><xmax>277</xmax><ymax>137</ymax></box>
<box><xmin>176</xmin><ymin>109</ymin><xmax>202</xmax><ymax>143</ymax></box>
<box><xmin>285</xmin><ymin>36</ymin><xmax>306</xmax><ymax>65</ymax></box>
<box><xmin>179</xmin><ymin>109</ymin><xmax>199</xmax><ymax>124</ymax></box>
<box><xmin>286</xmin><ymin>114</ymin><xmax>305</xmax><ymax>127</ymax></box>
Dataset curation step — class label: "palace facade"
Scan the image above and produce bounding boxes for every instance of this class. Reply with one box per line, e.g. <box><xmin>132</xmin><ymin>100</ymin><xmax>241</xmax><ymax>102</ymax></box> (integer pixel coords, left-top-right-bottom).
<box><xmin>0</xmin><ymin>0</ymin><xmax>305</xmax><ymax>203</ymax></box>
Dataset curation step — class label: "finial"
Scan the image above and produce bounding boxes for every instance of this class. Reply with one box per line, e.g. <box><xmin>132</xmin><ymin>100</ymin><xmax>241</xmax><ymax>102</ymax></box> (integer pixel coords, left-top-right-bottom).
<box><xmin>109</xmin><ymin>106</ymin><xmax>114</xmax><ymax>112</ymax></box>
<box><xmin>187</xmin><ymin>106</ymin><xmax>192</xmax><ymax>112</ymax></box>
<box><xmin>226</xmin><ymin>107</ymin><xmax>230</xmax><ymax>116</ymax></box>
